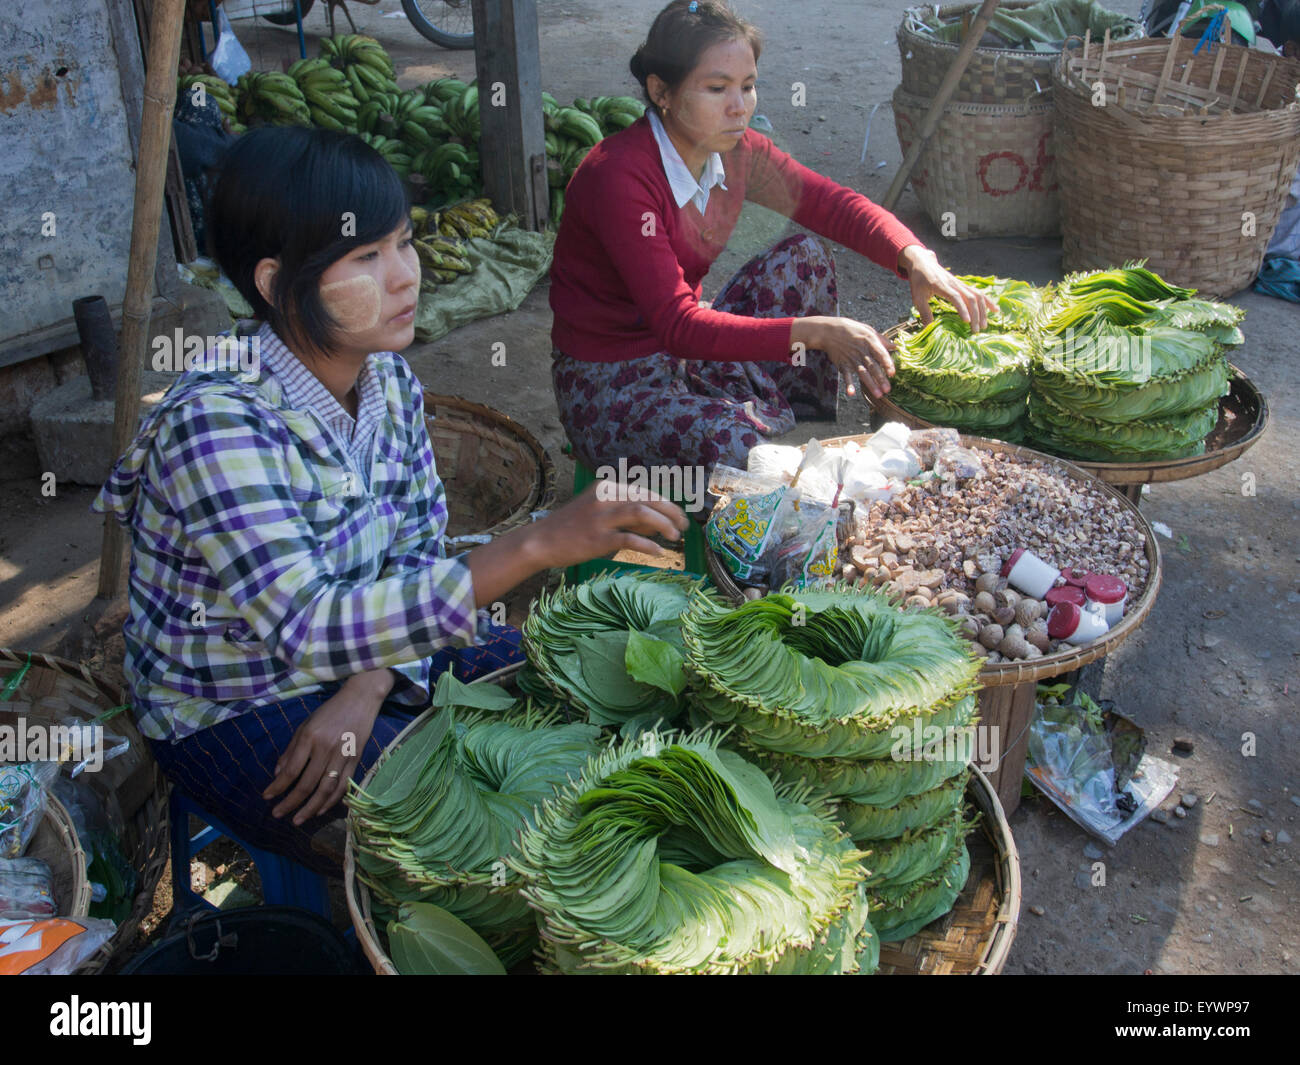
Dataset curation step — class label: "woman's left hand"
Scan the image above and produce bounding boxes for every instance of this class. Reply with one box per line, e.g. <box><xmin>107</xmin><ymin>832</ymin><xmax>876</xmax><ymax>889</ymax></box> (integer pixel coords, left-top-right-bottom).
<box><xmin>899</xmin><ymin>245</ymin><xmax>999</xmax><ymax>332</ymax></box>
<box><xmin>262</xmin><ymin>670</ymin><xmax>390</xmax><ymax>826</ymax></box>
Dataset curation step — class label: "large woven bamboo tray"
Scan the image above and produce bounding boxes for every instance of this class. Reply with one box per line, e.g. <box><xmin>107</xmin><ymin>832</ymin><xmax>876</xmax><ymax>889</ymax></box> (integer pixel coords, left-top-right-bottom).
<box><xmin>870</xmin><ymin>365</ymin><xmax>1267</xmax><ymax>501</ymax></box>
<box><xmin>345</xmin><ymin>664</ymin><xmax>1020</xmax><ymax>974</ymax></box>
<box><xmin>0</xmin><ymin>650</ymin><xmax>169</xmax><ymax>974</ymax></box>
<box><xmin>703</xmin><ymin>434</ymin><xmax>1162</xmax><ymax>814</ymax></box>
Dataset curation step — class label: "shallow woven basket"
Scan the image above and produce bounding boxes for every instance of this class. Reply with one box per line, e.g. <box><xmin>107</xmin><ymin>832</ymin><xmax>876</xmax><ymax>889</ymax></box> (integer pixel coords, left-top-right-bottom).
<box><xmin>703</xmin><ymin>434</ymin><xmax>1163</xmax><ymax>686</ymax></box>
<box><xmin>1054</xmin><ymin>33</ymin><xmax>1300</xmax><ymax>296</ymax></box>
<box><xmin>873</xmin><ymin>364</ymin><xmax>1268</xmax><ymax>489</ymax></box>
<box><xmin>346</xmin><ymin>663</ymin><xmax>1019</xmax><ymax>975</ymax></box>
<box><xmin>0</xmin><ymin>650</ymin><xmax>169</xmax><ymax>974</ymax></box>
<box><xmin>877</xmin><ymin>764</ymin><xmax>1020</xmax><ymax>974</ymax></box>
<box><xmin>893</xmin><ymin>86</ymin><xmax>1060</xmax><ymax>239</ymax></box>
<box><xmin>899</xmin><ymin>2</ymin><xmax>1066</xmax><ymax>105</ymax></box>
<box><xmin>424</xmin><ymin>393</ymin><xmax>557</xmax><ymax>543</ymax></box>
<box><xmin>23</xmin><ymin>795</ymin><xmax>91</xmax><ymax>920</ymax></box>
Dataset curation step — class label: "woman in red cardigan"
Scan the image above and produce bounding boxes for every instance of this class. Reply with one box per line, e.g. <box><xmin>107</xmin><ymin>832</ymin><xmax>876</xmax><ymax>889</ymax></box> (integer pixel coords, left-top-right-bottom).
<box><xmin>550</xmin><ymin>0</ymin><xmax>995</xmax><ymax>482</ymax></box>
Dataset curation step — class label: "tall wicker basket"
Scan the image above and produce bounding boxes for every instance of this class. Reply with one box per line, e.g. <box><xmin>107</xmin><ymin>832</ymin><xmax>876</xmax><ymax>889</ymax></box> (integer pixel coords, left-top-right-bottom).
<box><xmin>1053</xmin><ymin>34</ymin><xmax>1300</xmax><ymax>296</ymax></box>
<box><xmin>892</xmin><ymin>86</ymin><xmax>1060</xmax><ymax>239</ymax></box>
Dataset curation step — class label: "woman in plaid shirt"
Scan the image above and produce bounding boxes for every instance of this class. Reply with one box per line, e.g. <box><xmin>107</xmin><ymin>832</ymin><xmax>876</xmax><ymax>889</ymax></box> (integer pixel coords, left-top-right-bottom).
<box><xmin>94</xmin><ymin>128</ymin><xmax>685</xmax><ymax>870</ymax></box>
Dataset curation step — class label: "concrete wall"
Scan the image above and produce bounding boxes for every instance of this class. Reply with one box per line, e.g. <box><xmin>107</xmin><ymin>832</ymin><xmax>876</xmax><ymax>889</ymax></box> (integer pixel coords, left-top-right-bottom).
<box><xmin>0</xmin><ymin>0</ymin><xmax>177</xmax><ymax>373</ymax></box>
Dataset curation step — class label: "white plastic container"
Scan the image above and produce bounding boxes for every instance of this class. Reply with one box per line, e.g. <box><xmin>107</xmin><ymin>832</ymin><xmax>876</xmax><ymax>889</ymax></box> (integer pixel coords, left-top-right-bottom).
<box><xmin>1047</xmin><ymin>600</ymin><xmax>1110</xmax><ymax>645</ymax></box>
<box><xmin>1001</xmin><ymin>548</ymin><xmax>1060</xmax><ymax>599</ymax></box>
<box><xmin>1084</xmin><ymin>574</ymin><xmax>1128</xmax><ymax>626</ymax></box>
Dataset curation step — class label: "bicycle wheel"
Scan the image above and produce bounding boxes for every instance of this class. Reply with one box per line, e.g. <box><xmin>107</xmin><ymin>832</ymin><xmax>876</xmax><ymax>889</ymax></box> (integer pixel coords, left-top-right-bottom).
<box><xmin>261</xmin><ymin>0</ymin><xmax>317</xmax><ymax>26</ymax></box>
<box><xmin>401</xmin><ymin>0</ymin><xmax>475</xmax><ymax>49</ymax></box>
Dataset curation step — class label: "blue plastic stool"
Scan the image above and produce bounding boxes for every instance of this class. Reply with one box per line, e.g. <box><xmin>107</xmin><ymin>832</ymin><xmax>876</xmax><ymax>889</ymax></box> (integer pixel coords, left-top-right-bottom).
<box><xmin>168</xmin><ymin>787</ymin><xmax>332</xmax><ymax>920</ymax></box>
<box><xmin>566</xmin><ymin>461</ymin><xmax>710</xmax><ymax>584</ymax></box>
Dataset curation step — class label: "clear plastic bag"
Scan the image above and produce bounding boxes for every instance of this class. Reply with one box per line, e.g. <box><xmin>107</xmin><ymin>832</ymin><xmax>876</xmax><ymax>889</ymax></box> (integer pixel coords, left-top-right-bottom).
<box><xmin>0</xmin><ymin>761</ymin><xmax>60</xmax><ymax>859</ymax></box>
<box><xmin>0</xmin><ymin>916</ymin><xmax>117</xmax><ymax>975</ymax></box>
<box><xmin>907</xmin><ymin>427</ymin><xmax>962</xmax><ymax>469</ymax></box>
<box><xmin>933</xmin><ymin>445</ymin><xmax>986</xmax><ymax>481</ymax></box>
<box><xmin>0</xmin><ymin>857</ymin><xmax>56</xmax><ymax>919</ymax></box>
<box><xmin>766</xmin><ymin>502</ymin><xmax>840</xmax><ymax>591</ymax></box>
<box><xmin>705</xmin><ymin>467</ymin><xmax>793</xmax><ymax>583</ymax></box>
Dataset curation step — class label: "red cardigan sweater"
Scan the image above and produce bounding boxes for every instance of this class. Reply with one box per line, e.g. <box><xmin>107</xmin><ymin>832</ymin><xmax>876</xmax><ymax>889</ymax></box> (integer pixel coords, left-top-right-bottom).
<box><xmin>549</xmin><ymin>115</ymin><xmax>921</xmax><ymax>363</ymax></box>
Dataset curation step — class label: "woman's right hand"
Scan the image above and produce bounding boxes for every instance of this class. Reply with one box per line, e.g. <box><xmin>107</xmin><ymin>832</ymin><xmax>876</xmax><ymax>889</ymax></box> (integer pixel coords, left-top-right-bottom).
<box><xmin>790</xmin><ymin>316</ymin><xmax>895</xmax><ymax>399</ymax></box>
<box><xmin>464</xmin><ymin>482</ymin><xmax>689</xmax><ymax>607</ymax></box>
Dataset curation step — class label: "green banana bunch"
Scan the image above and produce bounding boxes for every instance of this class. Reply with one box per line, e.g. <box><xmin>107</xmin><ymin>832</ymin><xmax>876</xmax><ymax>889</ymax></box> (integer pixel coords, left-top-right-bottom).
<box><xmin>439</xmin><ymin>199</ymin><xmax>497</xmax><ymax>240</ymax></box>
<box><xmin>414</xmin><ymin>237</ymin><xmax>472</xmax><ymax>274</ymax></box>
<box><xmin>320</xmin><ymin>34</ymin><xmax>396</xmax><ymax>79</ymax></box>
<box><xmin>291</xmin><ymin>59</ymin><xmax>360</xmax><ymax>130</ymax></box>
<box><xmin>549</xmin><ymin>187</ymin><xmax>564</xmax><ymax>227</ymax></box>
<box><xmin>424</xmin><ymin>78</ymin><xmax>469</xmax><ymax>105</ymax></box>
<box><xmin>439</xmin><ymin>82</ymin><xmax>480</xmax><ymax>142</ymax></box>
<box><xmin>594</xmin><ymin>94</ymin><xmax>646</xmax><ymax>134</ymax></box>
<box><xmin>547</xmin><ymin>106</ymin><xmax>603</xmax><ymax>148</ymax></box>
<box><xmin>177</xmin><ymin>74</ymin><xmax>237</xmax><ymax>119</ymax></box>
<box><xmin>235</xmin><ymin>71</ymin><xmax>312</xmax><ymax>127</ymax></box>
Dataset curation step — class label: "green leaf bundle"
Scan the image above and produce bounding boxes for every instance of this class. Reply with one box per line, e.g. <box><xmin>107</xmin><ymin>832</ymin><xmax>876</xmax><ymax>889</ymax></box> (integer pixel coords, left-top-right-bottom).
<box><xmin>348</xmin><ymin>683</ymin><xmax>604</xmax><ymax>955</ymax></box>
<box><xmin>835</xmin><ymin>772</ymin><xmax>970</xmax><ymax>842</ymax></box>
<box><xmin>888</xmin><ymin>382</ymin><xmax>1027</xmax><ymax>441</ymax></box>
<box><xmin>682</xmin><ymin>584</ymin><xmax>982</xmax><ymax>759</ymax></box>
<box><xmin>519</xmin><ymin>572</ymin><xmax>719</xmax><ymax>731</ymax></box>
<box><xmin>511</xmin><ymin>729</ymin><xmax>879</xmax><ymax>974</ymax></box>
<box><xmin>893</xmin><ymin>312</ymin><xmax>1032</xmax><ymax>404</ymax></box>
<box><xmin>1026</xmin><ymin>391</ymin><xmax>1219</xmax><ymax>462</ymax></box>
<box><xmin>867</xmin><ymin>837</ymin><xmax>971</xmax><ymax>943</ymax></box>
<box><xmin>859</xmin><ymin>809</ymin><xmax>970</xmax><ymax>889</ymax></box>
<box><xmin>387</xmin><ymin>901</ymin><xmax>508</xmax><ymax>975</ymax></box>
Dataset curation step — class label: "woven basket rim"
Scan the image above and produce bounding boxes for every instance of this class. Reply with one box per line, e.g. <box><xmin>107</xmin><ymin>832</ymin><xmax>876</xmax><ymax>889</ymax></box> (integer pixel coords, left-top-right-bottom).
<box><xmin>892</xmin><ymin>84</ymin><xmax>1056</xmax><ymax>114</ymax></box>
<box><xmin>872</xmin><ymin>362</ymin><xmax>1267</xmax><ymax>486</ymax></box>
<box><xmin>0</xmin><ymin>649</ymin><xmax>170</xmax><ymax>974</ymax></box>
<box><xmin>1054</xmin><ymin>34</ymin><xmax>1300</xmax><ymax>122</ymax></box>
<box><xmin>39</xmin><ymin>793</ymin><xmax>92</xmax><ymax>920</ymax></box>
<box><xmin>900</xmin><ymin>1</ymin><xmax>1077</xmax><ymax>60</ymax></box>
<box><xmin>703</xmin><ymin>434</ymin><xmax>1162</xmax><ymax>687</ymax></box>
<box><xmin>424</xmin><ymin>392</ymin><xmax>558</xmax><ymax>540</ymax></box>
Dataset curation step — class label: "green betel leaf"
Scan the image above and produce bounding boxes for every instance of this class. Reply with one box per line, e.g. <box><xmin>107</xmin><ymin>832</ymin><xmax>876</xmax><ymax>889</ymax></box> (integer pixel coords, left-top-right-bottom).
<box><xmin>387</xmin><ymin>901</ymin><xmax>508</xmax><ymax>975</ymax></box>
<box><xmin>625</xmin><ymin>629</ymin><xmax>687</xmax><ymax>698</ymax></box>
<box><xmin>432</xmin><ymin>670</ymin><xmax>517</xmax><ymax>712</ymax></box>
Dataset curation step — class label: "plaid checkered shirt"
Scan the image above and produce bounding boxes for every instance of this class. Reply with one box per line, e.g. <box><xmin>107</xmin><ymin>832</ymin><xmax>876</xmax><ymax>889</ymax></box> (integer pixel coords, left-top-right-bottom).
<box><xmin>93</xmin><ymin>322</ymin><xmax>478</xmax><ymax>742</ymax></box>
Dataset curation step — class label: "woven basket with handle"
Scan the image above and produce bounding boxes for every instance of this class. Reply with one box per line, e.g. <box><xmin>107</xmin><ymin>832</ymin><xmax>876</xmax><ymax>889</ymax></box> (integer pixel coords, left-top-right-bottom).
<box><xmin>1053</xmin><ymin>33</ymin><xmax>1300</xmax><ymax>296</ymax></box>
<box><xmin>23</xmin><ymin>795</ymin><xmax>91</xmax><ymax>920</ymax></box>
<box><xmin>0</xmin><ymin>650</ymin><xmax>169</xmax><ymax>974</ymax></box>
<box><xmin>424</xmin><ymin>393</ymin><xmax>556</xmax><ymax>544</ymax></box>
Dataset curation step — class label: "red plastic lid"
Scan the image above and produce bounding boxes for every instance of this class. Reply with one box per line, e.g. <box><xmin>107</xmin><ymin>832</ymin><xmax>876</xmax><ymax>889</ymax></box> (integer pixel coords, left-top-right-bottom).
<box><xmin>1000</xmin><ymin>548</ymin><xmax>1025</xmax><ymax>577</ymax></box>
<box><xmin>1047</xmin><ymin>602</ymin><xmax>1081</xmax><ymax>639</ymax></box>
<box><xmin>1060</xmin><ymin>567</ymin><xmax>1090</xmax><ymax>588</ymax></box>
<box><xmin>1085</xmin><ymin>573</ymin><xmax>1127</xmax><ymax>603</ymax></box>
<box><xmin>1045</xmin><ymin>585</ymin><xmax>1086</xmax><ymax>608</ymax></box>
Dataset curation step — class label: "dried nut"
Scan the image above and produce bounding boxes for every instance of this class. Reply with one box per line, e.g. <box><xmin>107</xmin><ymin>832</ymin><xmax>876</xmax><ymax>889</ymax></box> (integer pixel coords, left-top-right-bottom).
<box><xmin>1026</xmin><ymin>621</ymin><xmax>1051</xmax><ymax>652</ymax></box>
<box><xmin>1015</xmin><ymin>598</ymin><xmax>1044</xmax><ymax>627</ymax></box>
<box><xmin>958</xmin><ymin>616</ymin><xmax>981</xmax><ymax>639</ymax></box>
<box><xmin>1025</xmin><ymin>644</ymin><xmax>1044</xmax><ymax>659</ymax></box>
<box><xmin>918</xmin><ymin>569</ymin><xmax>945</xmax><ymax>590</ymax></box>
<box><xmin>973</xmin><ymin>591</ymin><xmax>997</xmax><ymax>615</ymax></box>
<box><xmin>943</xmin><ymin>592</ymin><xmax>971</xmax><ymax>616</ymax></box>
<box><xmin>993</xmin><ymin>606</ymin><xmax>1016</xmax><ymax>627</ymax></box>
<box><xmin>1004</xmin><ymin>623</ymin><xmax>1025</xmax><ymax>642</ymax></box>
<box><xmin>975</xmin><ymin>572</ymin><xmax>1000</xmax><ymax>594</ymax></box>
<box><xmin>849</xmin><ymin>545</ymin><xmax>873</xmax><ymax>570</ymax></box>
<box><xmin>906</xmin><ymin>594</ymin><xmax>931</xmax><ymax>609</ymax></box>
<box><xmin>841</xmin><ymin>564</ymin><xmax>858</xmax><ymax>584</ymax></box>
<box><xmin>962</xmin><ymin>559</ymin><xmax>979</xmax><ymax>579</ymax></box>
<box><xmin>999</xmin><ymin>633</ymin><xmax>1031</xmax><ymax>659</ymax></box>
<box><xmin>880</xmin><ymin>551</ymin><xmax>899</xmax><ymax>568</ymax></box>
<box><xmin>985</xmin><ymin>651</ymin><xmax>1003</xmax><ymax>664</ymax></box>
<box><xmin>893</xmin><ymin>571</ymin><xmax>923</xmax><ymax>594</ymax></box>
<box><xmin>978</xmin><ymin>623</ymin><xmax>1004</xmax><ymax>649</ymax></box>
<box><xmin>996</xmin><ymin>588</ymin><xmax>1021</xmax><ymax>609</ymax></box>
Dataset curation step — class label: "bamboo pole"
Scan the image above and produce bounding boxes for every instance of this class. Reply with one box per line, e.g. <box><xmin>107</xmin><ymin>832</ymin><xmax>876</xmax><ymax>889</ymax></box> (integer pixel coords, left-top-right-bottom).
<box><xmin>883</xmin><ymin>0</ymin><xmax>1002</xmax><ymax>212</ymax></box>
<box><xmin>96</xmin><ymin>0</ymin><xmax>186</xmax><ymax>600</ymax></box>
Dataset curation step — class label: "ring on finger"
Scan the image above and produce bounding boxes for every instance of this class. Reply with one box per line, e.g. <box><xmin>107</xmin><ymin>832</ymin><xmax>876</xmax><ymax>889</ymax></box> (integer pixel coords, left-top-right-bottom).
<box><xmin>328</xmin><ymin>769</ymin><xmax>340</xmax><ymax>780</ymax></box>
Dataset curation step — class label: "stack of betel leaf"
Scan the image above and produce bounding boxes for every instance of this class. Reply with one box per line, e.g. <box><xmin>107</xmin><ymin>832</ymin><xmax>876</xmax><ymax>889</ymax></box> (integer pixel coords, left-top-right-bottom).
<box><xmin>680</xmin><ymin>583</ymin><xmax>985</xmax><ymax>942</ymax></box>
<box><xmin>1027</xmin><ymin>265</ymin><xmax>1241</xmax><ymax>462</ymax></box>
<box><xmin>347</xmin><ymin>673</ymin><xmax>604</xmax><ymax>969</ymax></box>
<box><xmin>517</xmin><ymin>572</ymin><xmax>720</xmax><ymax>735</ymax></box>
<box><xmin>885</xmin><ymin>265</ymin><xmax>1242</xmax><ymax>462</ymax></box>
<box><xmin>888</xmin><ymin>276</ymin><xmax>1039</xmax><ymax>442</ymax></box>
<box><xmin>509</xmin><ymin>729</ymin><xmax>879</xmax><ymax>974</ymax></box>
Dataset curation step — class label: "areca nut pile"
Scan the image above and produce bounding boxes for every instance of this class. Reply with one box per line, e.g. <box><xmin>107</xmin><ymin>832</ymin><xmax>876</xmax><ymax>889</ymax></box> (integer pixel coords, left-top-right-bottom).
<box><xmin>509</xmin><ymin>728</ymin><xmax>880</xmax><ymax>974</ymax></box>
<box><xmin>681</xmin><ymin>583</ymin><xmax>983</xmax><ymax>941</ymax></box>
<box><xmin>347</xmin><ymin>673</ymin><xmax>604</xmax><ymax>966</ymax></box>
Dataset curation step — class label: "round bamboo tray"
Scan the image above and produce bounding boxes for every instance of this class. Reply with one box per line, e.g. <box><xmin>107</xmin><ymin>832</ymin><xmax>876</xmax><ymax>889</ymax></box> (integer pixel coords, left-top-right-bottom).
<box><xmin>0</xmin><ymin>650</ymin><xmax>169</xmax><ymax>974</ymax></box>
<box><xmin>877</xmin><ymin>764</ymin><xmax>1020</xmax><ymax>974</ymax></box>
<box><xmin>704</xmin><ymin>434</ymin><xmax>1162</xmax><ymax>686</ymax></box>
<box><xmin>347</xmin><ymin>663</ymin><xmax>1019</xmax><ymax>975</ymax></box>
<box><xmin>424</xmin><ymin>393</ymin><xmax>557</xmax><ymax>543</ymax></box>
<box><xmin>870</xmin><ymin>365</ymin><xmax>1268</xmax><ymax>492</ymax></box>
<box><xmin>23</xmin><ymin>795</ymin><xmax>92</xmax><ymax>919</ymax></box>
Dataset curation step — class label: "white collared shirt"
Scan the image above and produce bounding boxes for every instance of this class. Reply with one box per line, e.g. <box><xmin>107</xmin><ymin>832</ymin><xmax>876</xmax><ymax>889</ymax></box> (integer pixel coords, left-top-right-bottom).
<box><xmin>647</xmin><ymin>109</ymin><xmax>728</xmax><ymax>215</ymax></box>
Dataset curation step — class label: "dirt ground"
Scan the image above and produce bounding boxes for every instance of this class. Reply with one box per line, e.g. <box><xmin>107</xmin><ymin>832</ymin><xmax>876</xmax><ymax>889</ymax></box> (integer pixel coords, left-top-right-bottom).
<box><xmin>1</xmin><ymin>0</ymin><xmax>1295</xmax><ymax>973</ymax></box>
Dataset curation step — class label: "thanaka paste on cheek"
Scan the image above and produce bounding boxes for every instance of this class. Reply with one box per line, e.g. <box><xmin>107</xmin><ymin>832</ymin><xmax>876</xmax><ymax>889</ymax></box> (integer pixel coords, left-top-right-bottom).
<box><xmin>320</xmin><ymin>275</ymin><xmax>382</xmax><ymax>330</ymax></box>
